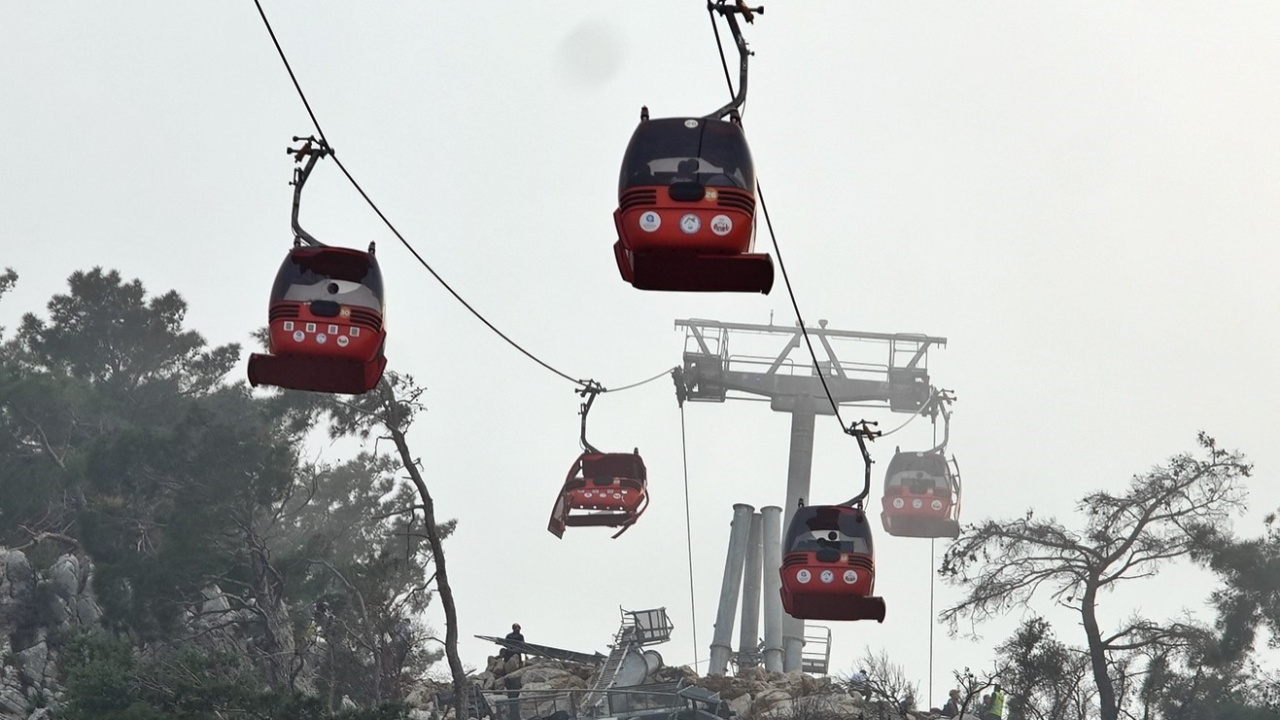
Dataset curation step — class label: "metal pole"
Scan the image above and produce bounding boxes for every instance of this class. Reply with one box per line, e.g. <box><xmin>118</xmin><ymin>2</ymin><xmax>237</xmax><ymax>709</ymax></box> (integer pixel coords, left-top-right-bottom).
<box><xmin>709</xmin><ymin>503</ymin><xmax>755</xmax><ymax>676</ymax></box>
<box><xmin>929</xmin><ymin>537</ymin><xmax>936</xmax><ymax>705</ymax></box>
<box><xmin>761</xmin><ymin>505</ymin><xmax>784</xmax><ymax>673</ymax></box>
<box><xmin>782</xmin><ymin>400</ymin><xmax>817</xmax><ymax>672</ymax></box>
<box><xmin>738</xmin><ymin>512</ymin><xmax>764</xmax><ymax>669</ymax></box>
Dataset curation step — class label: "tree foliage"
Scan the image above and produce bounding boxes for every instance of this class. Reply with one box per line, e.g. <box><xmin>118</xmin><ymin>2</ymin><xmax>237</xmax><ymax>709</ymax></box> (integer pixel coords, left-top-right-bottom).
<box><xmin>0</xmin><ymin>268</ymin><xmax>450</xmax><ymax>712</ymax></box>
<box><xmin>940</xmin><ymin>434</ymin><xmax>1252</xmax><ymax>720</ymax></box>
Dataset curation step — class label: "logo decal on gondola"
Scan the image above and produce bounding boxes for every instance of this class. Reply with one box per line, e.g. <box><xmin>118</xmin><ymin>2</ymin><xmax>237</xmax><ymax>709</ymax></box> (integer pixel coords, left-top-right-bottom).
<box><xmin>820</xmin><ymin>570</ymin><xmax>835</xmax><ymax>584</ymax></box>
<box><xmin>292</xmin><ymin>330</ymin><xmax>306</xmax><ymax>343</ymax></box>
<box><xmin>710</xmin><ymin>214</ymin><xmax>733</xmax><ymax>236</ymax></box>
<box><xmin>892</xmin><ymin>497</ymin><xmax>905</xmax><ymax>509</ymax></box>
<box><xmin>684</xmin><ymin>119</ymin><xmax>699</xmax><ymax>128</ymax></box>
<box><xmin>316</xmin><ymin>334</ymin><xmax>328</xmax><ymax>344</ymax></box>
<box><xmin>337</xmin><ymin>336</ymin><xmax>350</xmax><ymax>348</ymax></box>
<box><xmin>843</xmin><ymin>570</ymin><xmax>858</xmax><ymax>585</ymax></box>
<box><xmin>931</xmin><ymin>499</ymin><xmax>943</xmax><ymax>511</ymax></box>
<box><xmin>680</xmin><ymin>214</ymin><xmax>701</xmax><ymax>234</ymax></box>
<box><xmin>912</xmin><ymin>499</ymin><xmax>923</xmax><ymax>509</ymax></box>
<box><xmin>796</xmin><ymin>569</ymin><xmax>812</xmax><ymax>584</ymax></box>
<box><xmin>639</xmin><ymin>211</ymin><xmax>661</xmax><ymax>232</ymax></box>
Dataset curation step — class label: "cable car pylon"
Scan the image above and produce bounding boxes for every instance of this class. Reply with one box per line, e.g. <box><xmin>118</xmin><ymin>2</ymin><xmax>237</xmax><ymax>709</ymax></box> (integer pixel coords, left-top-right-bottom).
<box><xmin>675</xmin><ymin>317</ymin><xmax>947</xmax><ymax>672</ymax></box>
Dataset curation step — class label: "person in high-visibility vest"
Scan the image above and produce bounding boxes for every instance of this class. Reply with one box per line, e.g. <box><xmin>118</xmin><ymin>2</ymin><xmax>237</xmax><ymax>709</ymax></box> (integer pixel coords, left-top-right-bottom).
<box><xmin>988</xmin><ymin>685</ymin><xmax>1006</xmax><ymax>719</ymax></box>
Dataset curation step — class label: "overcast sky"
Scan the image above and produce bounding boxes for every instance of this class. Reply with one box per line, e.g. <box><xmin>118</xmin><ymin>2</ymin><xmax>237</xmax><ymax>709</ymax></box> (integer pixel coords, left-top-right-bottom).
<box><xmin>4</xmin><ymin>1</ymin><xmax>1280</xmax><ymax>702</ymax></box>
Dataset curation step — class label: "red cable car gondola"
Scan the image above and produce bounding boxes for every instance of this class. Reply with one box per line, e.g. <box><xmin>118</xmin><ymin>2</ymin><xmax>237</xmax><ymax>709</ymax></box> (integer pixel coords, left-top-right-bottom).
<box><xmin>780</xmin><ymin>503</ymin><xmax>886</xmax><ymax>623</ymax></box>
<box><xmin>611</xmin><ymin>2</ymin><xmax>773</xmax><ymax>294</ymax></box>
<box><xmin>879</xmin><ymin>390</ymin><xmax>961</xmax><ymax>539</ymax></box>
<box><xmin>548</xmin><ymin>451</ymin><xmax>649</xmax><ymax>539</ymax></box>
<box><xmin>548</xmin><ymin>384</ymin><xmax>649</xmax><ymax>539</ymax></box>
<box><xmin>247</xmin><ymin>139</ymin><xmax>388</xmax><ymax>395</ymax></box>
<box><xmin>879</xmin><ymin>449</ymin><xmax>961</xmax><ymax>540</ymax></box>
<box><xmin>779</xmin><ymin>421</ymin><xmax>886</xmax><ymax>623</ymax></box>
<box><xmin>612</xmin><ymin>114</ymin><xmax>773</xmax><ymax>293</ymax></box>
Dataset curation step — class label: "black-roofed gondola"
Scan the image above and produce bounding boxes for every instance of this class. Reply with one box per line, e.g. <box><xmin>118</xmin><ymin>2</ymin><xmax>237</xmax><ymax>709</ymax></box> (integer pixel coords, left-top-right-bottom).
<box><xmin>779</xmin><ymin>421</ymin><xmax>886</xmax><ymax>623</ymax></box>
<box><xmin>247</xmin><ymin>139</ymin><xmax>388</xmax><ymax>395</ymax></box>
<box><xmin>611</xmin><ymin>1</ymin><xmax>773</xmax><ymax>294</ymax></box>
<box><xmin>879</xmin><ymin>449</ymin><xmax>960</xmax><ymax>539</ymax></box>
<box><xmin>879</xmin><ymin>390</ymin><xmax>961</xmax><ymax>539</ymax></box>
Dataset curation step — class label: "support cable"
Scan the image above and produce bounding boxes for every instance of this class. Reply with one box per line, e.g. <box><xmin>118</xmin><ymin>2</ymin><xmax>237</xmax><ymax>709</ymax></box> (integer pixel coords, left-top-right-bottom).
<box><xmin>708</xmin><ymin>6</ymin><xmax>736</xmax><ymax>102</ymax></box>
<box><xmin>707</xmin><ymin>6</ymin><xmax>880</xmax><ymax>503</ymax></box>
<box><xmin>679</xmin><ymin>402</ymin><xmax>700</xmax><ymax>669</ymax></box>
<box><xmin>254</xmin><ymin>0</ymin><xmax>665</xmax><ymax>395</ymax></box>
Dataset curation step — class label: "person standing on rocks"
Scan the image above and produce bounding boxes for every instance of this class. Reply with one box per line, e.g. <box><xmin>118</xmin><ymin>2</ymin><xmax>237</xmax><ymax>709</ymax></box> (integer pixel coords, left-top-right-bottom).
<box><xmin>499</xmin><ymin>623</ymin><xmax>525</xmax><ymax>666</ymax></box>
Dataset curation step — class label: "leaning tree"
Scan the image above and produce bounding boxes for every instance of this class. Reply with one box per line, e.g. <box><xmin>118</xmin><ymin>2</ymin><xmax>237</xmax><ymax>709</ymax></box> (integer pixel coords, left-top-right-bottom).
<box><xmin>939</xmin><ymin>434</ymin><xmax>1251</xmax><ymax>720</ymax></box>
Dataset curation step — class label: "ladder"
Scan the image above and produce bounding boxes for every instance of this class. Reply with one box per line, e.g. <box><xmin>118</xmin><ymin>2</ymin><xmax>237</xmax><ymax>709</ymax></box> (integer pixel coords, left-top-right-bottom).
<box><xmin>578</xmin><ymin>626</ymin><xmax>635</xmax><ymax>715</ymax></box>
<box><xmin>800</xmin><ymin>625</ymin><xmax>832</xmax><ymax>676</ymax></box>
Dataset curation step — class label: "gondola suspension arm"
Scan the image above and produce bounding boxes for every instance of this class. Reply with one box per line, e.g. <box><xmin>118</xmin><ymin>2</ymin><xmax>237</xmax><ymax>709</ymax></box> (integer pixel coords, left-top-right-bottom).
<box><xmin>704</xmin><ymin>1</ymin><xmax>764</xmax><ymax>121</ymax></box>
<box><xmin>843</xmin><ymin>420</ymin><xmax>881</xmax><ymax>508</ymax></box>
<box><xmin>577</xmin><ymin>381</ymin><xmax>605</xmax><ymax>454</ymax></box>
<box><xmin>288</xmin><ymin>136</ymin><xmax>332</xmax><ymax>248</ymax></box>
<box><xmin>927</xmin><ymin>389</ymin><xmax>957</xmax><ymax>454</ymax></box>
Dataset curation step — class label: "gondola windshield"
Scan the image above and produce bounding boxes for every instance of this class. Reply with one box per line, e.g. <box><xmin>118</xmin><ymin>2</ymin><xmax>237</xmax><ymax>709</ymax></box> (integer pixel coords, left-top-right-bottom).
<box><xmin>784</xmin><ymin>507</ymin><xmax>874</xmax><ymax>556</ymax></box>
<box><xmin>270</xmin><ymin>248</ymin><xmax>385</xmax><ymax>311</ymax></box>
<box><xmin>885</xmin><ymin>451</ymin><xmax>948</xmax><ymax>477</ymax></box>
<box><xmin>619</xmin><ymin>118</ymin><xmax>754</xmax><ymax>192</ymax></box>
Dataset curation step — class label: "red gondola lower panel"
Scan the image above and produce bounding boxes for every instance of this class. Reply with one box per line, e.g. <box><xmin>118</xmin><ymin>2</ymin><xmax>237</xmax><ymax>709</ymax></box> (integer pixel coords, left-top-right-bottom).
<box><xmin>779</xmin><ymin>553</ymin><xmax>886</xmax><ymax>623</ymax></box>
<box><xmin>548</xmin><ymin>452</ymin><xmax>648</xmax><ymax>539</ymax></box>
<box><xmin>248</xmin><ymin>352</ymin><xmax>386</xmax><ymax>395</ymax></box>
<box><xmin>880</xmin><ymin>493</ymin><xmax>960</xmax><ymax>539</ymax></box>
<box><xmin>614</xmin><ymin>240</ymin><xmax>774</xmax><ymax>294</ymax></box>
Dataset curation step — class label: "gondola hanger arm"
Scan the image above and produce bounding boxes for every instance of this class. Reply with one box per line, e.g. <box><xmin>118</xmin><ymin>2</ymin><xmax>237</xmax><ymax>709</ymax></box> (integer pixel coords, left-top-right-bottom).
<box><xmin>842</xmin><ymin>419</ymin><xmax>880</xmax><ymax>508</ymax></box>
<box><xmin>703</xmin><ymin>1</ymin><xmax>763</xmax><ymax>120</ymax></box>
<box><xmin>288</xmin><ymin>135</ymin><xmax>333</xmax><ymax>248</ymax></box>
<box><xmin>577</xmin><ymin>380</ymin><xmax>605</xmax><ymax>454</ymax></box>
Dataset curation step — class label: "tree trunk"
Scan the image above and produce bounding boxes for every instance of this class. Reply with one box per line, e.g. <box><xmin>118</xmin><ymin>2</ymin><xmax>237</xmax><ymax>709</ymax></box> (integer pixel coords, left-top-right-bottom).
<box><xmin>390</xmin><ymin>425</ymin><xmax>468</xmax><ymax>720</ymax></box>
<box><xmin>251</xmin><ymin>545</ymin><xmax>313</xmax><ymax>694</ymax></box>
<box><xmin>1080</xmin><ymin>583</ymin><xmax>1117</xmax><ymax>720</ymax></box>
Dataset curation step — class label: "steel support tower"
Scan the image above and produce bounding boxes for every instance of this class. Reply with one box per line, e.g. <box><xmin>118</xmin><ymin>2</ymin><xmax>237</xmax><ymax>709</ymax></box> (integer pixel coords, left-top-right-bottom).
<box><xmin>675</xmin><ymin>317</ymin><xmax>947</xmax><ymax>672</ymax></box>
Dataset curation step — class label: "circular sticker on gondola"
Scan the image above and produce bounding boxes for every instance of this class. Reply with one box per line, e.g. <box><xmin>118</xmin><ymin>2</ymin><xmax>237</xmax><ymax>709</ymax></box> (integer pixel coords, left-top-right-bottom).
<box><xmin>337</xmin><ymin>336</ymin><xmax>350</xmax><ymax>348</ymax></box>
<box><xmin>892</xmin><ymin>497</ymin><xmax>904</xmax><ymax>509</ymax></box>
<box><xmin>292</xmin><ymin>330</ymin><xmax>305</xmax><ymax>343</ymax></box>
<box><xmin>843</xmin><ymin>570</ymin><xmax>858</xmax><ymax>585</ymax></box>
<box><xmin>639</xmin><ymin>211</ymin><xmax>661</xmax><ymax>232</ymax></box>
<box><xmin>796</xmin><ymin>569</ymin><xmax>811</xmax><ymax>584</ymax></box>
<box><xmin>820</xmin><ymin>570</ymin><xmax>835</xmax><ymax>584</ymax></box>
<box><xmin>684</xmin><ymin>119</ymin><xmax>699</xmax><ymax>128</ymax></box>
<box><xmin>912</xmin><ymin>498</ymin><xmax>923</xmax><ymax>509</ymax></box>
<box><xmin>680</xmin><ymin>214</ymin><xmax>701</xmax><ymax>234</ymax></box>
<box><xmin>316</xmin><ymin>333</ymin><xmax>328</xmax><ymax>344</ymax></box>
<box><xmin>710</xmin><ymin>214</ymin><xmax>733</xmax><ymax>236</ymax></box>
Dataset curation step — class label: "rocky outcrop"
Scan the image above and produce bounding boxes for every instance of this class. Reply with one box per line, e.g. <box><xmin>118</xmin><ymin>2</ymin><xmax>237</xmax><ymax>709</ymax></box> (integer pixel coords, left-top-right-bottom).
<box><xmin>407</xmin><ymin>654</ymin><xmax>949</xmax><ymax>720</ymax></box>
<box><xmin>0</xmin><ymin>548</ymin><xmax>103</xmax><ymax>720</ymax></box>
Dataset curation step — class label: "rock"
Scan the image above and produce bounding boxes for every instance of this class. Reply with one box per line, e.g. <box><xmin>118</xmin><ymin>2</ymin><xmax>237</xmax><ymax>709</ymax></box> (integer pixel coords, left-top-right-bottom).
<box><xmin>48</xmin><ymin>556</ymin><xmax>79</xmax><ymax>601</ymax></box>
<box><xmin>16</xmin><ymin>637</ymin><xmax>48</xmax><ymax>684</ymax></box>
<box><xmin>728</xmin><ymin>692</ymin><xmax>753</xmax><ymax>718</ymax></box>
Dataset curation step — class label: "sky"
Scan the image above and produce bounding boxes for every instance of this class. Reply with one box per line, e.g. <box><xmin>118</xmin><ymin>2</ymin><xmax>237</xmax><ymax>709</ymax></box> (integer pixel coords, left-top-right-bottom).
<box><xmin>4</xmin><ymin>0</ymin><xmax>1280</xmax><ymax>704</ymax></box>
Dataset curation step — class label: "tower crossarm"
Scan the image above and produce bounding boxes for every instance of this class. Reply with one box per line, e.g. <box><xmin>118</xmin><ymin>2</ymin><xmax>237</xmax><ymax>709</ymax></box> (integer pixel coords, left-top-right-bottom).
<box><xmin>674</xmin><ymin>318</ymin><xmax>947</xmax><ymax>413</ymax></box>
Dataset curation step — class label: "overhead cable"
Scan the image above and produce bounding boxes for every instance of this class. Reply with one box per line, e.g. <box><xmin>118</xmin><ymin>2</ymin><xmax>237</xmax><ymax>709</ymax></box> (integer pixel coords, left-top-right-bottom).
<box><xmin>252</xmin><ymin>0</ymin><xmax>662</xmax><ymax>393</ymax></box>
